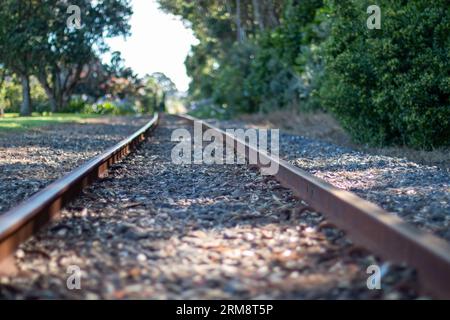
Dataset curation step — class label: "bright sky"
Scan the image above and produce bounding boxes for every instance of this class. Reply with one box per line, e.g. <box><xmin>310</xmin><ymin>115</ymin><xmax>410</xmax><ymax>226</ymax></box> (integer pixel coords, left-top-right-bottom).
<box><xmin>106</xmin><ymin>0</ymin><xmax>198</xmax><ymax>92</ymax></box>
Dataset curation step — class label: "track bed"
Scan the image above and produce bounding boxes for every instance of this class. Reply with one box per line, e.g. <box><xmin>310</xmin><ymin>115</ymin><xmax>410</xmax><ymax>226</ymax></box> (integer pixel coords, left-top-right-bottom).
<box><xmin>0</xmin><ymin>116</ymin><xmax>420</xmax><ymax>299</ymax></box>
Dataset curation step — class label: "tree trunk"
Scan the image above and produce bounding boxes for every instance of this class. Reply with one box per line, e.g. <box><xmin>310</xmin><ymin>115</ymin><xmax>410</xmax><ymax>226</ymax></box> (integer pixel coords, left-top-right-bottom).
<box><xmin>43</xmin><ymin>76</ymin><xmax>68</xmax><ymax>113</ymax></box>
<box><xmin>49</xmin><ymin>96</ymin><xmax>58</xmax><ymax>113</ymax></box>
<box><xmin>236</xmin><ymin>0</ymin><xmax>245</xmax><ymax>42</ymax></box>
<box><xmin>267</xmin><ymin>0</ymin><xmax>279</xmax><ymax>28</ymax></box>
<box><xmin>252</xmin><ymin>0</ymin><xmax>264</xmax><ymax>31</ymax></box>
<box><xmin>20</xmin><ymin>75</ymin><xmax>32</xmax><ymax>116</ymax></box>
<box><xmin>49</xmin><ymin>92</ymin><xmax>70</xmax><ymax>113</ymax></box>
<box><xmin>54</xmin><ymin>75</ymin><xmax>62</xmax><ymax>113</ymax></box>
<box><xmin>0</xmin><ymin>71</ymin><xmax>5</xmax><ymax>117</ymax></box>
<box><xmin>60</xmin><ymin>93</ymin><xmax>69</xmax><ymax>112</ymax></box>
<box><xmin>37</xmin><ymin>73</ymin><xmax>57</xmax><ymax>113</ymax></box>
<box><xmin>48</xmin><ymin>93</ymin><xmax>69</xmax><ymax>113</ymax></box>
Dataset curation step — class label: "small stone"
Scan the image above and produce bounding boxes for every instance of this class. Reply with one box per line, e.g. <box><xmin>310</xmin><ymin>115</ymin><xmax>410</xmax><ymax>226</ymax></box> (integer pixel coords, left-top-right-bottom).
<box><xmin>86</xmin><ymin>292</ymin><xmax>100</xmax><ymax>300</ymax></box>
<box><xmin>16</xmin><ymin>249</ymin><xmax>25</xmax><ymax>259</ymax></box>
<box><xmin>80</xmin><ymin>208</ymin><xmax>88</xmax><ymax>217</ymax></box>
<box><xmin>137</xmin><ymin>254</ymin><xmax>147</xmax><ymax>262</ymax></box>
<box><xmin>244</xmin><ymin>233</ymin><xmax>255</xmax><ymax>241</ymax></box>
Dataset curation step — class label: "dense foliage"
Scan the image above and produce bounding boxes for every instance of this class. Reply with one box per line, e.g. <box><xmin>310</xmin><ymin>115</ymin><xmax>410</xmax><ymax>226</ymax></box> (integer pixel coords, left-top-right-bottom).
<box><xmin>158</xmin><ymin>0</ymin><xmax>450</xmax><ymax>149</ymax></box>
<box><xmin>1</xmin><ymin>1</ymin><xmax>448</xmax><ymax>149</ymax></box>
<box><xmin>0</xmin><ymin>0</ymin><xmax>133</xmax><ymax>115</ymax></box>
<box><xmin>159</xmin><ymin>0</ymin><xmax>325</xmax><ymax>115</ymax></box>
<box><xmin>0</xmin><ymin>2</ymin><xmax>177</xmax><ymax>117</ymax></box>
<box><xmin>321</xmin><ymin>0</ymin><xmax>450</xmax><ymax>149</ymax></box>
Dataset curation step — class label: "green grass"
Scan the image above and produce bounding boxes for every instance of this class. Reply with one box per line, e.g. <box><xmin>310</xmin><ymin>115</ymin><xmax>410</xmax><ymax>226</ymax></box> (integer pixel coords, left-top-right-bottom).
<box><xmin>0</xmin><ymin>113</ymin><xmax>100</xmax><ymax>133</ymax></box>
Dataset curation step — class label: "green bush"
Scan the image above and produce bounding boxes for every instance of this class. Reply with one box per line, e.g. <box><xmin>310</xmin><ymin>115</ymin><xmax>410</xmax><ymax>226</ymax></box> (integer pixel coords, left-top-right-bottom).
<box><xmin>246</xmin><ymin>0</ymin><xmax>327</xmax><ymax>113</ymax></box>
<box><xmin>0</xmin><ymin>79</ymin><xmax>21</xmax><ymax>112</ymax></box>
<box><xmin>321</xmin><ymin>0</ymin><xmax>450</xmax><ymax>149</ymax></box>
<box><xmin>245</xmin><ymin>37</ymin><xmax>299</xmax><ymax>113</ymax></box>
<box><xmin>60</xmin><ymin>98</ymin><xmax>87</xmax><ymax>113</ymax></box>
<box><xmin>84</xmin><ymin>101</ymin><xmax>136</xmax><ymax>115</ymax></box>
<box><xmin>204</xmin><ymin>0</ymin><xmax>327</xmax><ymax>115</ymax></box>
<box><xmin>0</xmin><ymin>77</ymin><xmax>50</xmax><ymax>113</ymax></box>
<box><xmin>212</xmin><ymin>42</ymin><xmax>257</xmax><ymax>114</ymax></box>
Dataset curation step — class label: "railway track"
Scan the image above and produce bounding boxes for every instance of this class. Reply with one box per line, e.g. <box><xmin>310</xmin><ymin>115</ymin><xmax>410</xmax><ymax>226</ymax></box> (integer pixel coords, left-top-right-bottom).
<box><xmin>0</xmin><ymin>113</ymin><xmax>449</xmax><ymax>299</ymax></box>
<box><xmin>0</xmin><ymin>113</ymin><xmax>159</xmax><ymax>264</ymax></box>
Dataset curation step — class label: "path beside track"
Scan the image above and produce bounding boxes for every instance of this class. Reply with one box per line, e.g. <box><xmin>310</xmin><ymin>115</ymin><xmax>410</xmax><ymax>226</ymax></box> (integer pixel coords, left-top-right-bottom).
<box><xmin>0</xmin><ymin>116</ymin><xmax>152</xmax><ymax>214</ymax></box>
<box><xmin>212</xmin><ymin>119</ymin><xmax>450</xmax><ymax>242</ymax></box>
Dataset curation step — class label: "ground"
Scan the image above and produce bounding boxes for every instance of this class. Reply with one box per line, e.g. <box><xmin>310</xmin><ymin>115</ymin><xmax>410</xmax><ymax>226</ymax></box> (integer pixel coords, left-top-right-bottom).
<box><xmin>0</xmin><ymin>113</ymin><xmax>447</xmax><ymax>299</ymax></box>
<box><xmin>0</xmin><ymin>115</ymin><xmax>152</xmax><ymax>213</ymax></box>
<box><xmin>0</xmin><ymin>113</ymin><xmax>100</xmax><ymax>133</ymax></box>
<box><xmin>193</xmin><ymin>109</ymin><xmax>450</xmax><ymax>170</ymax></box>
<box><xmin>0</xmin><ymin>115</ymin><xmax>420</xmax><ymax>299</ymax></box>
<box><xmin>208</xmin><ymin>114</ymin><xmax>450</xmax><ymax>242</ymax></box>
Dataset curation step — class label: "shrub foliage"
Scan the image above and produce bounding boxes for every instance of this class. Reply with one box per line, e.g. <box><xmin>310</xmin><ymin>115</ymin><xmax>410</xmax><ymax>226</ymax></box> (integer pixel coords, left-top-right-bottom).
<box><xmin>321</xmin><ymin>0</ymin><xmax>450</xmax><ymax>148</ymax></box>
<box><xmin>159</xmin><ymin>0</ymin><xmax>450</xmax><ymax>149</ymax></box>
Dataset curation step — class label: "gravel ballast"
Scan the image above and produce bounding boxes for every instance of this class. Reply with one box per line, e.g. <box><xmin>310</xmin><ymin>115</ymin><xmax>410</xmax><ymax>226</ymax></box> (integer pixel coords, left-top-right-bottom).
<box><xmin>0</xmin><ymin>116</ymin><xmax>421</xmax><ymax>299</ymax></box>
<box><xmin>283</xmin><ymin>135</ymin><xmax>450</xmax><ymax>241</ymax></box>
<box><xmin>213</xmin><ymin>119</ymin><xmax>450</xmax><ymax>243</ymax></box>
<box><xmin>0</xmin><ymin>116</ymin><xmax>152</xmax><ymax>214</ymax></box>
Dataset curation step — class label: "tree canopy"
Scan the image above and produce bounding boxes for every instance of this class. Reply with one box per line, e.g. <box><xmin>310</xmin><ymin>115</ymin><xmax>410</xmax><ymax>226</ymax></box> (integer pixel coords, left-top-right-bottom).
<box><xmin>157</xmin><ymin>0</ymin><xmax>450</xmax><ymax>149</ymax></box>
<box><xmin>0</xmin><ymin>0</ymin><xmax>133</xmax><ymax>115</ymax></box>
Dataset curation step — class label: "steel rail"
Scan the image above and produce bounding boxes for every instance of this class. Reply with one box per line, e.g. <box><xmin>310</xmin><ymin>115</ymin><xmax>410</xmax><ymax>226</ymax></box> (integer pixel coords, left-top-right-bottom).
<box><xmin>0</xmin><ymin>113</ymin><xmax>159</xmax><ymax>262</ymax></box>
<box><xmin>177</xmin><ymin>114</ymin><xmax>450</xmax><ymax>299</ymax></box>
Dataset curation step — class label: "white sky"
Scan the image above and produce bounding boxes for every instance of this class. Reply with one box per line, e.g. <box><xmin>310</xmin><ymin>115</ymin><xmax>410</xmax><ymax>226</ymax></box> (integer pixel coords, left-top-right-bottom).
<box><xmin>105</xmin><ymin>0</ymin><xmax>198</xmax><ymax>92</ymax></box>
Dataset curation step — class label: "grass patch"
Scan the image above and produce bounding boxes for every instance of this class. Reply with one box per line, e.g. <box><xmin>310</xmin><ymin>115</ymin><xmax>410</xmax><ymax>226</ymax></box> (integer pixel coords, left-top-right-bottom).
<box><xmin>0</xmin><ymin>113</ymin><xmax>100</xmax><ymax>133</ymax></box>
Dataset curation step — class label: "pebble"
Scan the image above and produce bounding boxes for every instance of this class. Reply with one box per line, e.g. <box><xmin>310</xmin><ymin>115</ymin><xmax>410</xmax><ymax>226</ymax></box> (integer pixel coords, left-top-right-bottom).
<box><xmin>137</xmin><ymin>254</ymin><xmax>147</xmax><ymax>262</ymax></box>
<box><xmin>16</xmin><ymin>250</ymin><xmax>25</xmax><ymax>259</ymax></box>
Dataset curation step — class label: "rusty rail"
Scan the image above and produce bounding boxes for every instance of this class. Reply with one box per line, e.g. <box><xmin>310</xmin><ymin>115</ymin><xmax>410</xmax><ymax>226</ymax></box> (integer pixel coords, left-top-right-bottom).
<box><xmin>0</xmin><ymin>113</ymin><xmax>159</xmax><ymax>262</ymax></box>
<box><xmin>177</xmin><ymin>114</ymin><xmax>450</xmax><ymax>299</ymax></box>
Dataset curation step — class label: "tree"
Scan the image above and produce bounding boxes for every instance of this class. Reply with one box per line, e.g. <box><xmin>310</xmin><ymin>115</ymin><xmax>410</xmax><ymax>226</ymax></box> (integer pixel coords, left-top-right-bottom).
<box><xmin>0</xmin><ymin>0</ymin><xmax>132</xmax><ymax>115</ymax></box>
<box><xmin>157</xmin><ymin>0</ymin><xmax>322</xmax><ymax>114</ymax></box>
<box><xmin>137</xmin><ymin>73</ymin><xmax>178</xmax><ymax>114</ymax></box>
<box><xmin>0</xmin><ymin>0</ymin><xmax>49</xmax><ymax>115</ymax></box>
<box><xmin>151</xmin><ymin>72</ymin><xmax>178</xmax><ymax>97</ymax></box>
<box><xmin>36</xmin><ymin>0</ymin><xmax>132</xmax><ymax>112</ymax></box>
<box><xmin>252</xmin><ymin>0</ymin><xmax>264</xmax><ymax>31</ymax></box>
<box><xmin>72</xmin><ymin>58</ymin><xmax>113</xmax><ymax>102</ymax></box>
